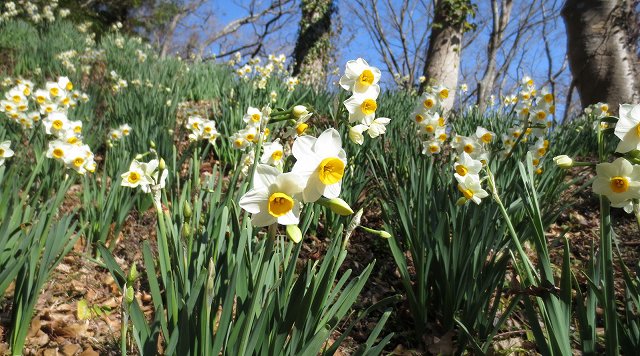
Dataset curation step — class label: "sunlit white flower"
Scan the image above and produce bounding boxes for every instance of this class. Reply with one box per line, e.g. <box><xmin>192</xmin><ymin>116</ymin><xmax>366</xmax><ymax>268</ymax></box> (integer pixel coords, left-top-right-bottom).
<box><xmin>243</xmin><ymin>106</ymin><xmax>266</xmax><ymax>127</ymax></box>
<box><xmin>349</xmin><ymin>124</ymin><xmax>367</xmax><ymax>145</ymax></box>
<box><xmin>343</xmin><ymin>85</ymin><xmax>380</xmax><ymax>124</ymax></box>
<box><xmin>239</xmin><ymin>164</ymin><xmax>305</xmax><ymax>227</ymax></box>
<box><xmin>0</xmin><ymin>141</ymin><xmax>14</xmax><ymax>166</ymax></box>
<box><xmin>292</xmin><ymin>128</ymin><xmax>347</xmax><ymax>202</ymax></box>
<box><xmin>63</xmin><ymin>144</ymin><xmax>95</xmax><ymax>175</ymax></box>
<box><xmin>339</xmin><ymin>58</ymin><xmax>381</xmax><ymax>94</ymax></box>
<box><xmin>456</xmin><ymin>174</ymin><xmax>489</xmax><ymax>205</ymax></box>
<box><xmin>454</xmin><ymin>152</ymin><xmax>482</xmax><ymax>181</ymax></box>
<box><xmin>592</xmin><ymin>157</ymin><xmax>640</xmax><ymax>205</ymax></box>
<box><xmin>452</xmin><ymin>135</ymin><xmax>481</xmax><ymax>156</ymax></box>
<box><xmin>614</xmin><ymin>104</ymin><xmax>640</xmax><ymax>153</ymax></box>
<box><xmin>43</xmin><ymin>111</ymin><xmax>69</xmax><ymax>136</ymax></box>
<box><xmin>475</xmin><ymin>126</ymin><xmax>495</xmax><ymax>144</ymax></box>
<box><xmin>422</xmin><ymin>139</ymin><xmax>441</xmax><ymax>155</ymax></box>
<box><xmin>421</xmin><ymin>92</ymin><xmax>439</xmax><ymax>110</ymax></box>
<box><xmin>121</xmin><ymin>159</ymin><xmax>152</xmax><ymax>189</ymax></box>
<box><xmin>119</xmin><ymin>124</ymin><xmax>132</xmax><ymax>136</ymax></box>
<box><xmin>201</xmin><ymin>120</ymin><xmax>219</xmax><ymax>142</ymax></box>
<box><xmin>261</xmin><ymin>139</ymin><xmax>285</xmax><ymax>167</ymax></box>
<box><xmin>364</xmin><ymin>117</ymin><xmax>391</xmax><ymax>138</ymax></box>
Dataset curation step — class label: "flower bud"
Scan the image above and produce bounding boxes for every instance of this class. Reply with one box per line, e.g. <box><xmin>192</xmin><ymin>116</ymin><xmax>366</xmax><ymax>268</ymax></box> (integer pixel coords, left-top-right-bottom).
<box><xmin>292</xmin><ymin>105</ymin><xmax>309</xmax><ymax>118</ymax></box>
<box><xmin>135</xmin><ymin>154</ymin><xmax>144</xmax><ymax>160</ymax></box>
<box><xmin>183</xmin><ymin>201</ymin><xmax>192</xmax><ymax>219</ymax></box>
<box><xmin>181</xmin><ymin>222</ymin><xmax>191</xmax><ymax>238</ymax></box>
<box><xmin>553</xmin><ymin>155</ymin><xmax>573</xmax><ymax>169</ymax></box>
<box><xmin>127</xmin><ymin>264</ymin><xmax>138</xmax><ymax>285</ymax></box>
<box><xmin>125</xmin><ymin>285</ymin><xmax>135</xmax><ymax>305</ymax></box>
<box><xmin>317</xmin><ymin>197</ymin><xmax>354</xmax><ymax>216</ymax></box>
<box><xmin>349</xmin><ymin>125</ymin><xmax>366</xmax><ymax>145</ymax></box>
<box><xmin>159</xmin><ymin>158</ymin><xmax>166</xmax><ymax>170</ymax></box>
<box><xmin>286</xmin><ymin>224</ymin><xmax>302</xmax><ymax>243</ymax></box>
<box><xmin>149</xmin><ymin>140</ymin><xmax>156</xmax><ymax>149</ymax></box>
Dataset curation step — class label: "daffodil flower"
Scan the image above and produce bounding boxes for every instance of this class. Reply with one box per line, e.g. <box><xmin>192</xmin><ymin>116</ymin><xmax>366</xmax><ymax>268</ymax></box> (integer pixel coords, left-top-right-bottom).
<box><xmin>242</xmin><ymin>106</ymin><xmax>266</xmax><ymax>127</ymax></box>
<box><xmin>339</xmin><ymin>58</ymin><xmax>381</xmax><ymax>94</ymax></box>
<box><xmin>43</xmin><ymin>111</ymin><xmax>69</xmax><ymax>136</ymax></box>
<box><xmin>475</xmin><ymin>126</ymin><xmax>495</xmax><ymax>144</ymax></box>
<box><xmin>63</xmin><ymin>144</ymin><xmax>95</xmax><ymax>175</ymax></box>
<box><xmin>46</xmin><ymin>139</ymin><xmax>73</xmax><ymax>161</ymax></box>
<box><xmin>452</xmin><ymin>135</ymin><xmax>483</xmax><ymax>157</ymax></box>
<box><xmin>291</xmin><ymin>128</ymin><xmax>347</xmax><ymax>202</ymax></box>
<box><xmin>121</xmin><ymin>160</ymin><xmax>152</xmax><ymax>190</ymax></box>
<box><xmin>343</xmin><ymin>85</ymin><xmax>380</xmax><ymax>124</ymax></box>
<box><xmin>239</xmin><ymin>164</ymin><xmax>305</xmax><ymax>227</ymax></box>
<box><xmin>592</xmin><ymin>157</ymin><xmax>640</xmax><ymax>205</ymax></box>
<box><xmin>0</xmin><ymin>140</ymin><xmax>14</xmax><ymax>166</ymax></box>
<box><xmin>363</xmin><ymin>116</ymin><xmax>391</xmax><ymax>138</ymax></box>
<box><xmin>455</xmin><ymin>174</ymin><xmax>489</xmax><ymax>205</ymax></box>
<box><xmin>261</xmin><ymin>139</ymin><xmax>285</xmax><ymax>167</ymax></box>
<box><xmin>454</xmin><ymin>152</ymin><xmax>482</xmax><ymax>181</ymax></box>
<box><xmin>614</xmin><ymin>104</ymin><xmax>640</xmax><ymax>153</ymax></box>
<box><xmin>422</xmin><ymin>139</ymin><xmax>441</xmax><ymax>155</ymax></box>
<box><xmin>349</xmin><ymin>124</ymin><xmax>367</xmax><ymax>145</ymax></box>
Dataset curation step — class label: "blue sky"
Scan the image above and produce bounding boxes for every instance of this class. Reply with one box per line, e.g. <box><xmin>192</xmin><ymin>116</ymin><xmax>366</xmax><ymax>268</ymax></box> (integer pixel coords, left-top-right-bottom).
<box><xmin>194</xmin><ymin>0</ymin><xmax>574</xmax><ymax>117</ymax></box>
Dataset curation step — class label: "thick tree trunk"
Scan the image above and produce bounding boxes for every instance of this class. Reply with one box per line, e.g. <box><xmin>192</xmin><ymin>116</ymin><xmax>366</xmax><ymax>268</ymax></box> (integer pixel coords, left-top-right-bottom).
<box><xmin>291</xmin><ymin>0</ymin><xmax>335</xmax><ymax>89</ymax></box>
<box><xmin>562</xmin><ymin>0</ymin><xmax>640</xmax><ymax>114</ymax></box>
<box><xmin>420</xmin><ymin>1</ymin><xmax>465</xmax><ymax>112</ymax></box>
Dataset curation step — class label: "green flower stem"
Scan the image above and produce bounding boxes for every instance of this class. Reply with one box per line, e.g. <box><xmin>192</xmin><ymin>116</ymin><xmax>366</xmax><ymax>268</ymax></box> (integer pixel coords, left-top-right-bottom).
<box><xmin>120</xmin><ymin>305</ymin><xmax>128</xmax><ymax>356</ymax></box>
<box><xmin>486</xmin><ymin>168</ymin><xmax>536</xmax><ymax>286</ymax></box>
<box><xmin>155</xmin><ymin>203</ymin><xmax>172</xmax><ymax>291</ymax></box>
<box><xmin>597</xmin><ymin>121</ymin><xmax>619</xmax><ymax>355</ymax></box>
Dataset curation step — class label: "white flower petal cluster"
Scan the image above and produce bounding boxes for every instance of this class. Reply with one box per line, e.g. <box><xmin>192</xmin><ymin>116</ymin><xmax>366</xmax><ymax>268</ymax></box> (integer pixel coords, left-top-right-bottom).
<box><xmin>186</xmin><ymin>115</ymin><xmax>219</xmax><ymax>143</ymax></box>
<box><xmin>339</xmin><ymin>58</ymin><xmax>390</xmax><ymax>145</ymax></box>
<box><xmin>0</xmin><ymin>76</ymin><xmax>97</xmax><ymax>175</ymax></box>
<box><xmin>239</xmin><ymin>128</ymin><xmax>349</xmax><ymax>233</ymax></box>
<box><xmin>592</xmin><ymin>157</ymin><xmax>640</xmax><ymax>207</ymax></box>
<box><xmin>450</xmin><ymin>128</ymin><xmax>492</xmax><ymax>205</ymax></box>
<box><xmin>239</xmin><ymin>165</ymin><xmax>305</xmax><ymax>227</ymax></box>
<box><xmin>231</xmin><ymin>106</ymin><xmax>270</xmax><ymax>150</ymax></box>
<box><xmin>411</xmin><ymin>85</ymin><xmax>449</xmax><ymax>155</ymax></box>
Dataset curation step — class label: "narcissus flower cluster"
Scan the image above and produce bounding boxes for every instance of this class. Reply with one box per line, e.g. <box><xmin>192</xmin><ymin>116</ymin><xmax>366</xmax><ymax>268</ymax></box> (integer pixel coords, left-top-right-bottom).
<box><xmin>185</xmin><ymin>115</ymin><xmax>219</xmax><ymax>143</ymax></box>
<box><xmin>0</xmin><ymin>76</ymin><xmax>96</xmax><ymax>175</ymax></box>
<box><xmin>231</xmin><ymin>106</ymin><xmax>271</xmax><ymax>150</ymax></box>
<box><xmin>496</xmin><ymin>75</ymin><xmax>552</xmax><ymax>174</ymax></box>
<box><xmin>239</xmin><ymin>128</ymin><xmax>350</xmax><ymax>240</ymax></box>
<box><xmin>451</xmin><ymin>127</ymin><xmax>492</xmax><ymax>205</ymax></box>
<box><xmin>340</xmin><ymin>58</ymin><xmax>391</xmax><ymax>145</ymax></box>
<box><xmin>410</xmin><ymin>84</ymin><xmax>450</xmax><ymax>155</ymax></box>
<box><xmin>121</xmin><ymin>156</ymin><xmax>168</xmax><ymax>209</ymax></box>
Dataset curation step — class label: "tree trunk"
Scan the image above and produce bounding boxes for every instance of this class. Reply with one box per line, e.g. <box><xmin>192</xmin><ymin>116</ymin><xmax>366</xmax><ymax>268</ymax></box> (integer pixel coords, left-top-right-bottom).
<box><xmin>562</xmin><ymin>0</ymin><xmax>640</xmax><ymax>114</ymax></box>
<box><xmin>291</xmin><ymin>0</ymin><xmax>335</xmax><ymax>89</ymax></box>
<box><xmin>476</xmin><ymin>0</ymin><xmax>512</xmax><ymax>111</ymax></box>
<box><xmin>420</xmin><ymin>1</ymin><xmax>465</xmax><ymax>112</ymax></box>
